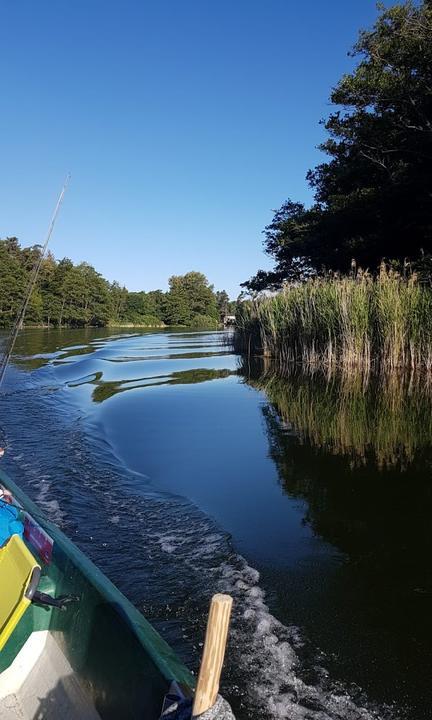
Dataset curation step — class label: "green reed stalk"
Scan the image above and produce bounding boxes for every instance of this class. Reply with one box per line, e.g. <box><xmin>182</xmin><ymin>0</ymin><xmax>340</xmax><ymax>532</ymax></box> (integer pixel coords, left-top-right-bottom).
<box><xmin>235</xmin><ymin>267</ymin><xmax>432</xmax><ymax>371</ymax></box>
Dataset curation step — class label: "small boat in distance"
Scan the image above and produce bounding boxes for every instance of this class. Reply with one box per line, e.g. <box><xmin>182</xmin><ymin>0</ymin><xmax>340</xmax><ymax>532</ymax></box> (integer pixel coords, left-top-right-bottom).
<box><xmin>0</xmin><ymin>469</ymin><xmax>234</xmax><ymax>720</ymax></box>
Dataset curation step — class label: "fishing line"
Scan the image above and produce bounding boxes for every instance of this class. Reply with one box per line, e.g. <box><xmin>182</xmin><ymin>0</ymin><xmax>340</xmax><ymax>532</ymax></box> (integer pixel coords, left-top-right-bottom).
<box><xmin>0</xmin><ymin>175</ymin><xmax>70</xmax><ymax>454</ymax></box>
<box><xmin>0</xmin><ymin>175</ymin><xmax>70</xmax><ymax>390</ymax></box>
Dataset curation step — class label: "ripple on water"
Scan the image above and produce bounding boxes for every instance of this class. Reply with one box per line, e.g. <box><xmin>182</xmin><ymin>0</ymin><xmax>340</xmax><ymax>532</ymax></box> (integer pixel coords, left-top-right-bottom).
<box><xmin>0</xmin><ymin>340</ymin><xmax>402</xmax><ymax>720</ymax></box>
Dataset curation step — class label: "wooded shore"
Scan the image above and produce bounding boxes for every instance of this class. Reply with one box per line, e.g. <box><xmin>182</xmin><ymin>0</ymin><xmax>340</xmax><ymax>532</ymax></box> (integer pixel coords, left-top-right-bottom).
<box><xmin>0</xmin><ymin>238</ymin><xmax>232</xmax><ymax>330</ymax></box>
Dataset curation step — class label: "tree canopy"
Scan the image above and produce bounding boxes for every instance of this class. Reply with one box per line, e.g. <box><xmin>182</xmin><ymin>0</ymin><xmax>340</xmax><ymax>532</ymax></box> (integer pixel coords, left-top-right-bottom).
<box><xmin>164</xmin><ymin>272</ymin><xmax>219</xmax><ymax>326</ymax></box>
<box><xmin>0</xmin><ymin>237</ymin><xmax>231</xmax><ymax>329</ymax></box>
<box><xmin>244</xmin><ymin>0</ymin><xmax>432</xmax><ymax>291</ymax></box>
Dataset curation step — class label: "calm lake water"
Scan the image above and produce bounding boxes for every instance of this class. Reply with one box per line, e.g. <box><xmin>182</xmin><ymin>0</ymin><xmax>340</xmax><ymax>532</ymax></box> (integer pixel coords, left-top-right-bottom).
<box><xmin>1</xmin><ymin>328</ymin><xmax>431</xmax><ymax>720</ymax></box>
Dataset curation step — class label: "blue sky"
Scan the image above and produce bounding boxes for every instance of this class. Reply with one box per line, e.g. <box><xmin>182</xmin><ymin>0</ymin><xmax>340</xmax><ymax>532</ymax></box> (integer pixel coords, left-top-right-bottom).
<box><xmin>0</xmin><ymin>1</ymin><xmax>380</xmax><ymax>297</ymax></box>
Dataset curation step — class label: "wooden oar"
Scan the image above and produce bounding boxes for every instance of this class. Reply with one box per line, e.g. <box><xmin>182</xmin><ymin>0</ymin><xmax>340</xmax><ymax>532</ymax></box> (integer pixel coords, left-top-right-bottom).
<box><xmin>192</xmin><ymin>593</ymin><xmax>233</xmax><ymax>717</ymax></box>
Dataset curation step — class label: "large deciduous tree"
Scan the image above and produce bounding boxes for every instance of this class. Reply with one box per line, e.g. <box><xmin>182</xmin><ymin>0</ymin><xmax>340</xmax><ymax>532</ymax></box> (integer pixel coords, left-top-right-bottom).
<box><xmin>244</xmin><ymin>0</ymin><xmax>432</xmax><ymax>292</ymax></box>
<box><xmin>165</xmin><ymin>271</ymin><xmax>219</xmax><ymax>325</ymax></box>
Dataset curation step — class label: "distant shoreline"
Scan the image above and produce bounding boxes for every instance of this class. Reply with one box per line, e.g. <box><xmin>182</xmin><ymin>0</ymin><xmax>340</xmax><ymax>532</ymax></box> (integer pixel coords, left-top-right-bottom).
<box><xmin>107</xmin><ymin>322</ymin><xmax>166</xmax><ymax>328</ymax></box>
<box><xmin>0</xmin><ymin>322</ymin><xmax>223</xmax><ymax>331</ymax></box>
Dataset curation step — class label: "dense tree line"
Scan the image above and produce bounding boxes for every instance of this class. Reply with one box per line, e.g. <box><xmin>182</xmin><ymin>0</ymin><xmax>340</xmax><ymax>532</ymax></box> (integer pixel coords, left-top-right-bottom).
<box><xmin>0</xmin><ymin>237</ymin><xmax>234</xmax><ymax>328</ymax></box>
<box><xmin>244</xmin><ymin>1</ymin><xmax>432</xmax><ymax>291</ymax></box>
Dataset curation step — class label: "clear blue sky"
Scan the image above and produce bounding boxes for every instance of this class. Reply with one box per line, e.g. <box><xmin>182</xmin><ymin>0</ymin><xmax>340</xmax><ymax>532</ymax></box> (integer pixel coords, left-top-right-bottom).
<box><xmin>0</xmin><ymin>1</ymin><xmax>380</xmax><ymax>297</ymax></box>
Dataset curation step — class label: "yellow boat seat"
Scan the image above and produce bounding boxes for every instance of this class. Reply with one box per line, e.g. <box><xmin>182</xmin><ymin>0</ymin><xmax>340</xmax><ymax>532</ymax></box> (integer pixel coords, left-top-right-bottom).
<box><xmin>0</xmin><ymin>534</ymin><xmax>41</xmax><ymax>651</ymax></box>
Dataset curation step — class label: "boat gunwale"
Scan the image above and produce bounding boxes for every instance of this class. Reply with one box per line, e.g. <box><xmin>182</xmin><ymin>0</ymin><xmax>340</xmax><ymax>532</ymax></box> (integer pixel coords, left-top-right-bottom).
<box><xmin>0</xmin><ymin>468</ymin><xmax>196</xmax><ymax>692</ymax></box>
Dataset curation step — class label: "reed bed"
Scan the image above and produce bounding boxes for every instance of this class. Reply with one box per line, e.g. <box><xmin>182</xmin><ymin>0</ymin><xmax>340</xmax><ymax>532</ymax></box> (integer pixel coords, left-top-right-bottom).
<box><xmin>235</xmin><ymin>266</ymin><xmax>432</xmax><ymax>370</ymax></box>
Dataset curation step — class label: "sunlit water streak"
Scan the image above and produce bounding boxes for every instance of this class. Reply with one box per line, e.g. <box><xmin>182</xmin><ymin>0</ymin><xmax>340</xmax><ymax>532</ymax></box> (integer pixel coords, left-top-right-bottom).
<box><xmin>1</xmin><ymin>329</ymin><xmax>427</xmax><ymax>719</ymax></box>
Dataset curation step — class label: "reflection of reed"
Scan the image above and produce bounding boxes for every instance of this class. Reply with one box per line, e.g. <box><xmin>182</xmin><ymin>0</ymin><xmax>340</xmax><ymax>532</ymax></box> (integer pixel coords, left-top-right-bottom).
<box><xmin>246</xmin><ymin>360</ymin><xmax>432</xmax><ymax>468</ymax></box>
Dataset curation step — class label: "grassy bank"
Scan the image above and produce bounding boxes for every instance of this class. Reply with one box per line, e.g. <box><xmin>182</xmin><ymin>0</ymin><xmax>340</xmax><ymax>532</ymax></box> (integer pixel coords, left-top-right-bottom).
<box><xmin>235</xmin><ymin>267</ymin><xmax>432</xmax><ymax>370</ymax></box>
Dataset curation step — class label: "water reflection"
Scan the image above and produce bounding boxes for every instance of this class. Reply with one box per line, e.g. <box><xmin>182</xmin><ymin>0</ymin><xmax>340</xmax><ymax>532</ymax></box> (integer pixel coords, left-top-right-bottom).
<box><xmin>245</xmin><ymin>360</ymin><xmax>432</xmax><ymax>468</ymax></box>
<box><xmin>7</xmin><ymin>328</ymin><xmax>138</xmax><ymax>369</ymax></box>
<box><xmin>243</xmin><ymin>359</ymin><xmax>432</xmax><ymax>712</ymax></box>
<box><xmin>87</xmin><ymin>367</ymin><xmax>236</xmax><ymax>403</ymax></box>
<box><xmin>104</xmin><ymin>350</ymin><xmax>232</xmax><ymax>363</ymax></box>
<box><xmin>11</xmin><ymin>327</ymin><xmax>127</xmax><ymax>356</ymax></box>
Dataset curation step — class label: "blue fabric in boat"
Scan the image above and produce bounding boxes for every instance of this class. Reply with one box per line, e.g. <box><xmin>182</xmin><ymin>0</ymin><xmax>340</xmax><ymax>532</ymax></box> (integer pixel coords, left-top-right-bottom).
<box><xmin>0</xmin><ymin>501</ymin><xmax>23</xmax><ymax>546</ymax></box>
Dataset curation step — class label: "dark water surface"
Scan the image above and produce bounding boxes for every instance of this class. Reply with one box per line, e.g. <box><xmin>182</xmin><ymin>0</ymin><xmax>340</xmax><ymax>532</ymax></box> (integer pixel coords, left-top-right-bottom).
<box><xmin>1</xmin><ymin>328</ymin><xmax>431</xmax><ymax>719</ymax></box>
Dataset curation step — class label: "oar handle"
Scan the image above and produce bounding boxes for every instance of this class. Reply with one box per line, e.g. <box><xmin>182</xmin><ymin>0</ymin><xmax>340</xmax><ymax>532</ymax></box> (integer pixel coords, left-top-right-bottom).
<box><xmin>192</xmin><ymin>593</ymin><xmax>233</xmax><ymax>717</ymax></box>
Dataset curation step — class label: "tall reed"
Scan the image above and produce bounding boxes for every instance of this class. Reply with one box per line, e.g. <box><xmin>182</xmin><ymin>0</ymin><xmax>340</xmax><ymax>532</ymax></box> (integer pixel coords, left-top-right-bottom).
<box><xmin>235</xmin><ymin>266</ymin><xmax>432</xmax><ymax>370</ymax></box>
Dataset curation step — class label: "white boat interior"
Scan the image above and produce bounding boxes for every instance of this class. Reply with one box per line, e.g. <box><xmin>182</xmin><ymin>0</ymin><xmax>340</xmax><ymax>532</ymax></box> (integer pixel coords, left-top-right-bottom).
<box><xmin>0</xmin><ymin>630</ymin><xmax>101</xmax><ymax>720</ymax></box>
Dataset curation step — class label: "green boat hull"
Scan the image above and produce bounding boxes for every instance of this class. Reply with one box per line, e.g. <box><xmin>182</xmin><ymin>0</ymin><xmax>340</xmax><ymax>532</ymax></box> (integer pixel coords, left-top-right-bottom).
<box><xmin>0</xmin><ymin>469</ymin><xmax>195</xmax><ymax>720</ymax></box>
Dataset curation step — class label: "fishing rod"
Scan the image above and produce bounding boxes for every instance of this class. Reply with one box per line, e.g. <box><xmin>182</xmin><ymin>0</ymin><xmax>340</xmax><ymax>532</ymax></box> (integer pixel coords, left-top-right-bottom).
<box><xmin>0</xmin><ymin>175</ymin><xmax>70</xmax><ymax>390</ymax></box>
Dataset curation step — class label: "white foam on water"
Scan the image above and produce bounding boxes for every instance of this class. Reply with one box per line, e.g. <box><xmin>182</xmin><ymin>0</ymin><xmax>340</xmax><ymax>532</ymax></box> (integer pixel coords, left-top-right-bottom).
<box><xmin>115</xmin><ymin>514</ymin><xmax>397</xmax><ymax>720</ymax></box>
<box><xmin>214</xmin><ymin>556</ymin><xmax>395</xmax><ymax>720</ymax></box>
